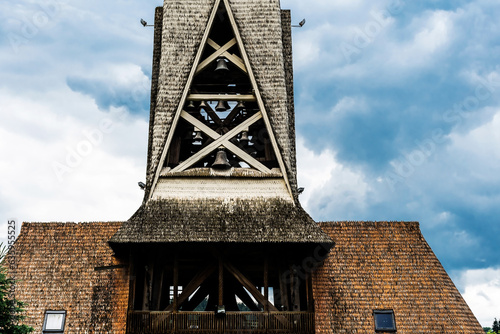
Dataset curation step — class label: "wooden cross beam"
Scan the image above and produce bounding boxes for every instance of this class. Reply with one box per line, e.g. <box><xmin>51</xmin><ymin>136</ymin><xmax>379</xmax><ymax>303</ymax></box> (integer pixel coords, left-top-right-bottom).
<box><xmin>182</xmin><ymin>282</ymin><xmax>211</xmax><ymax>311</ymax></box>
<box><xmin>194</xmin><ymin>38</ymin><xmax>246</xmax><ymax>74</ymax></box>
<box><xmin>196</xmin><ymin>38</ymin><xmax>237</xmax><ymax>74</ymax></box>
<box><xmin>199</xmin><ymin>101</ymin><xmax>223</xmax><ymax>126</ymax></box>
<box><xmin>223</xmin><ymin>262</ymin><xmax>290</xmax><ymax>327</ymax></box>
<box><xmin>172</xmin><ymin>111</ymin><xmax>270</xmax><ymax>173</ymax></box>
<box><xmin>164</xmin><ymin>264</ymin><xmax>216</xmax><ymax>312</ymax></box>
<box><xmin>223</xmin><ymin>261</ymin><xmax>279</xmax><ymax>312</ymax></box>
<box><xmin>233</xmin><ymin>283</ymin><xmax>260</xmax><ymax>311</ymax></box>
<box><xmin>222</xmin><ymin>105</ymin><xmax>243</xmax><ymax>126</ymax></box>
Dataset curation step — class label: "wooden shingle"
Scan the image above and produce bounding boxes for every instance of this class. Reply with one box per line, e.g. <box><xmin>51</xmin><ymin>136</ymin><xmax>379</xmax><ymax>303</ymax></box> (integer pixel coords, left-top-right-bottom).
<box><xmin>110</xmin><ymin>198</ymin><xmax>333</xmax><ymax>244</ymax></box>
<box><xmin>314</xmin><ymin>221</ymin><xmax>483</xmax><ymax>333</ymax></box>
<box><xmin>7</xmin><ymin>222</ymin><xmax>129</xmax><ymax>333</ymax></box>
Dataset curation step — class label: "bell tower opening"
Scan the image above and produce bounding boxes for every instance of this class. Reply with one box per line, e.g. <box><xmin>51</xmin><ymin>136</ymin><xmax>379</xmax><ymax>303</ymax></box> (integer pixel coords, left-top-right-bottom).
<box><xmin>158</xmin><ymin>0</ymin><xmax>281</xmax><ymax>178</ymax></box>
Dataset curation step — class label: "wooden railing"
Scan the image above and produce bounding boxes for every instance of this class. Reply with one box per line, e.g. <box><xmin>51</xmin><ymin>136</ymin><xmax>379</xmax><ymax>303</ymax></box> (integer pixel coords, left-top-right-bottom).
<box><xmin>126</xmin><ymin>311</ymin><xmax>315</xmax><ymax>334</ymax></box>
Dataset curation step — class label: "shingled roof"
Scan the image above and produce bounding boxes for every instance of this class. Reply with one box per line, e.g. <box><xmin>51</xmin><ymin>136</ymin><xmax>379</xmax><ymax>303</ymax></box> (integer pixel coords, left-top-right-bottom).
<box><xmin>110</xmin><ymin>198</ymin><xmax>333</xmax><ymax>244</ymax></box>
<box><xmin>146</xmin><ymin>0</ymin><xmax>297</xmax><ymax>200</ymax></box>
<box><xmin>7</xmin><ymin>222</ymin><xmax>128</xmax><ymax>333</ymax></box>
<box><xmin>314</xmin><ymin>221</ymin><xmax>483</xmax><ymax>333</ymax></box>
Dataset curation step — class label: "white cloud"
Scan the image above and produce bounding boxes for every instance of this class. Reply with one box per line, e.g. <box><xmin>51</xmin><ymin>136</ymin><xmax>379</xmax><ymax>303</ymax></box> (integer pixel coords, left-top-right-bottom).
<box><xmin>410</xmin><ymin>11</ymin><xmax>455</xmax><ymax>54</ymax></box>
<box><xmin>369</xmin><ymin>9</ymin><xmax>457</xmax><ymax>72</ymax></box>
<box><xmin>296</xmin><ymin>137</ymin><xmax>371</xmax><ymax>219</ymax></box>
<box><xmin>70</xmin><ymin>63</ymin><xmax>150</xmax><ymax>88</ymax></box>
<box><xmin>449</xmin><ymin>108</ymin><xmax>500</xmax><ymax>160</ymax></box>
<box><xmin>292</xmin><ymin>5</ymin><xmax>469</xmax><ymax>83</ymax></box>
<box><xmin>329</xmin><ymin>96</ymin><xmax>368</xmax><ymax>117</ymax></box>
<box><xmin>289</xmin><ymin>0</ymin><xmax>400</xmax><ymax>77</ymax></box>
<box><xmin>281</xmin><ymin>0</ymin><xmax>367</xmax><ymax>14</ymax></box>
<box><xmin>0</xmin><ymin>88</ymin><xmax>147</xmax><ymax>246</ymax></box>
<box><xmin>455</xmin><ymin>267</ymin><xmax>500</xmax><ymax>327</ymax></box>
<box><xmin>0</xmin><ymin>0</ymin><xmax>156</xmax><ymax>247</ymax></box>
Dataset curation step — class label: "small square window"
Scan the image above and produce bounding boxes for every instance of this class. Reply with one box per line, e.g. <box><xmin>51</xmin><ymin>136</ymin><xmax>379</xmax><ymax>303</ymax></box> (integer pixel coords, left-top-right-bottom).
<box><xmin>43</xmin><ymin>310</ymin><xmax>66</xmax><ymax>333</ymax></box>
<box><xmin>374</xmin><ymin>310</ymin><xmax>396</xmax><ymax>332</ymax></box>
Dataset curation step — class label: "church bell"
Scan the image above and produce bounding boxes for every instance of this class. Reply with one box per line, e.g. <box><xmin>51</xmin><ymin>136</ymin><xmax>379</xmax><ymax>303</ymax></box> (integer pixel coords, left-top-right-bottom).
<box><xmin>193</xmin><ymin>127</ymin><xmax>203</xmax><ymax>144</ymax></box>
<box><xmin>211</xmin><ymin>147</ymin><xmax>231</xmax><ymax>169</ymax></box>
<box><xmin>240</xmin><ymin>130</ymin><xmax>249</xmax><ymax>145</ymax></box>
<box><xmin>215</xmin><ymin>57</ymin><xmax>229</xmax><ymax>72</ymax></box>
<box><xmin>215</xmin><ymin>100</ymin><xmax>230</xmax><ymax>111</ymax></box>
<box><xmin>199</xmin><ymin>100</ymin><xmax>209</xmax><ymax>110</ymax></box>
<box><xmin>186</xmin><ymin>100</ymin><xmax>196</xmax><ymax>111</ymax></box>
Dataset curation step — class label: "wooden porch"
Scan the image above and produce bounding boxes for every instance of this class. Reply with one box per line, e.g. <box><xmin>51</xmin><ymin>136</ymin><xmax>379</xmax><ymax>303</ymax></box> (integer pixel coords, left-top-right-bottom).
<box><xmin>126</xmin><ymin>311</ymin><xmax>315</xmax><ymax>334</ymax></box>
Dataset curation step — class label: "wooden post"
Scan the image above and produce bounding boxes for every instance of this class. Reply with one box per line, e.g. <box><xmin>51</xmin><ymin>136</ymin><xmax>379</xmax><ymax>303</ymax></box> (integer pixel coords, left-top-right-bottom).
<box><xmin>290</xmin><ymin>266</ymin><xmax>300</xmax><ymax>312</ymax></box>
<box><xmin>218</xmin><ymin>257</ymin><xmax>224</xmax><ymax>307</ymax></box>
<box><xmin>142</xmin><ymin>261</ymin><xmax>153</xmax><ymax>311</ymax></box>
<box><xmin>264</xmin><ymin>257</ymin><xmax>269</xmax><ymax>312</ymax></box>
<box><xmin>306</xmin><ymin>274</ymin><xmax>314</xmax><ymax>312</ymax></box>
<box><xmin>278</xmin><ymin>268</ymin><xmax>289</xmax><ymax>311</ymax></box>
<box><xmin>155</xmin><ymin>267</ymin><xmax>164</xmax><ymax>310</ymax></box>
<box><xmin>128</xmin><ymin>249</ymin><xmax>136</xmax><ymax>311</ymax></box>
<box><xmin>173</xmin><ymin>252</ymin><xmax>179</xmax><ymax>312</ymax></box>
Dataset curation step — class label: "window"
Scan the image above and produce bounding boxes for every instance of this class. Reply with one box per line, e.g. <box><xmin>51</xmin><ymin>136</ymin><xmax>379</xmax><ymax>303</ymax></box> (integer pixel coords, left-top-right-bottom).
<box><xmin>42</xmin><ymin>310</ymin><xmax>66</xmax><ymax>333</ymax></box>
<box><xmin>373</xmin><ymin>310</ymin><xmax>396</xmax><ymax>332</ymax></box>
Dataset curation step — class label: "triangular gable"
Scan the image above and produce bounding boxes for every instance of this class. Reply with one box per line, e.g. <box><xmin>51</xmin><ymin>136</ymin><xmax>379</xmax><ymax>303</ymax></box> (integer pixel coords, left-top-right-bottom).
<box><xmin>148</xmin><ymin>0</ymin><xmax>292</xmax><ymax>200</ymax></box>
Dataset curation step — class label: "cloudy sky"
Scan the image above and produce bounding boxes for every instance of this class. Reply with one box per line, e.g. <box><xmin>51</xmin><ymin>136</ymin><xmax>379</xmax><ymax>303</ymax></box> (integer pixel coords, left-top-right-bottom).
<box><xmin>1</xmin><ymin>0</ymin><xmax>499</xmax><ymax>327</ymax></box>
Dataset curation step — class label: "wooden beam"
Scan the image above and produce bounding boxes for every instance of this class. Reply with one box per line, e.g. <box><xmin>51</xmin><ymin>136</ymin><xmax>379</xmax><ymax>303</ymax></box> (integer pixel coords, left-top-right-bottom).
<box><xmin>187</xmin><ymin>94</ymin><xmax>255</xmax><ymax>102</ymax></box>
<box><xmin>182</xmin><ymin>110</ymin><xmax>271</xmax><ymax>173</ymax></box>
<box><xmin>264</xmin><ymin>257</ymin><xmax>269</xmax><ymax>312</ymax></box>
<box><xmin>279</xmin><ymin>268</ymin><xmax>289</xmax><ymax>311</ymax></box>
<box><xmin>218</xmin><ymin>257</ymin><xmax>224</xmax><ymax>306</ymax></box>
<box><xmin>196</xmin><ymin>38</ymin><xmax>237</xmax><ymax>74</ymax></box>
<box><xmin>164</xmin><ymin>264</ymin><xmax>216</xmax><ymax>312</ymax></box>
<box><xmin>173</xmin><ymin>254</ymin><xmax>179</xmax><ymax>312</ymax></box>
<box><xmin>224</xmin><ymin>141</ymin><xmax>271</xmax><ymax>173</ymax></box>
<box><xmin>182</xmin><ymin>282</ymin><xmax>211</xmax><ymax>311</ymax></box>
<box><xmin>234</xmin><ymin>284</ymin><xmax>259</xmax><ymax>311</ymax></box>
<box><xmin>290</xmin><ymin>266</ymin><xmax>300</xmax><ymax>312</ymax></box>
<box><xmin>306</xmin><ymin>274</ymin><xmax>314</xmax><ymax>312</ymax></box>
<box><xmin>206</xmin><ymin>38</ymin><xmax>246</xmax><ymax>73</ymax></box>
<box><xmin>166</xmin><ymin>136</ymin><xmax>181</xmax><ymax>166</ymax></box>
<box><xmin>224</xmin><ymin>260</ymin><xmax>289</xmax><ymax>327</ymax></box>
<box><xmin>128</xmin><ymin>250</ymin><xmax>136</xmax><ymax>311</ymax></box>
<box><xmin>155</xmin><ymin>266</ymin><xmax>165</xmax><ymax>310</ymax></box>
<box><xmin>181</xmin><ymin>111</ymin><xmax>219</xmax><ymax>139</ymax></box>
<box><xmin>143</xmin><ymin>261</ymin><xmax>153</xmax><ymax>311</ymax></box>
<box><xmin>222</xmin><ymin>106</ymin><xmax>243</xmax><ymax>126</ymax></box>
<box><xmin>172</xmin><ymin>112</ymin><xmax>267</xmax><ymax>173</ymax></box>
<box><xmin>201</xmin><ymin>102</ymin><xmax>222</xmax><ymax>126</ymax></box>
<box><xmin>223</xmin><ymin>261</ymin><xmax>278</xmax><ymax>312</ymax></box>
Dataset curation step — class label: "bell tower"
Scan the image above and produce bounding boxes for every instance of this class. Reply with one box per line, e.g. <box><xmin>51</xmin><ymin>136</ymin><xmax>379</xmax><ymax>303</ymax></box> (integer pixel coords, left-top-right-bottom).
<box><xmin>111</xmin><ymin>0</ymin><xmax>333</xmax><ymax>333</ymax></box>
<box><xmin>145</xmin><ymin>0</ymin><xmax>298</xmax><ymax>203</ymax></box>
